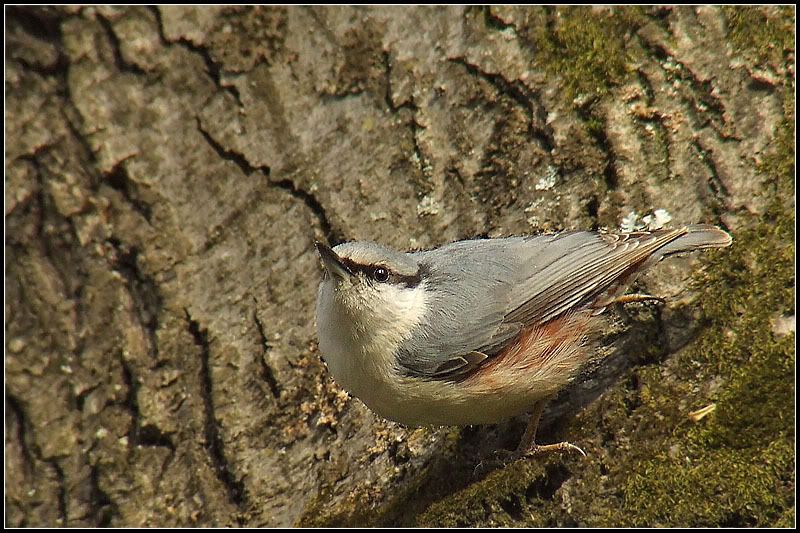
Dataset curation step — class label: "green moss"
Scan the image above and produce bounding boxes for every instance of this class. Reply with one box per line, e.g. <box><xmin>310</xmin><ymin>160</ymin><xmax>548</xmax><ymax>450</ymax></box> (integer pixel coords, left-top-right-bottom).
<box><xmin>526</xmin><ymin>7</ymin><xmax>648</xmax><ymax>102</ymax></box>
<box><xmin>611</xmin><ymin>91</ymin><xmax>796</xmax><ymax>527</ymax></box>
<box><xmin>418</xmin><ymin>459</ymin><xmax>563</xmax><ymax>527</ymax></box>
<box><xmin>622</xmin><ymin>441</ymin><xmax>794</xmax><ymax>526</ymax></box>
<box><xmin>723</xmin><ymin>6</ymin><xmax>795</xmax><ymax>66</ymax></box>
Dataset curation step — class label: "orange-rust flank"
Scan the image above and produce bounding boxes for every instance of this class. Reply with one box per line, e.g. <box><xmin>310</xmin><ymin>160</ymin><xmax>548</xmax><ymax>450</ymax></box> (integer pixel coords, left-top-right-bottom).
<box><xmin>459</xmin><ymin>312</ymin><xmax>596</xmax><ymax>394</ymax></box>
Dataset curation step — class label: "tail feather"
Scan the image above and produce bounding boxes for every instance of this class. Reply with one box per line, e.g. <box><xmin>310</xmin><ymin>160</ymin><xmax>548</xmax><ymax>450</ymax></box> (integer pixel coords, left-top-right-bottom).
<box><xmin>586</xmin><ymin>224</ymin><xmax>732</xmax><ymax>312</ymax></box>
<box><xmin>505</xmin><ymin>224</ymin><xmax>732</xmax><ymax>326</ymax></box>
<box><xmin>656</xmin><ymin>224</ymin><xmax>733</xmax><ymax>258</ymax></box>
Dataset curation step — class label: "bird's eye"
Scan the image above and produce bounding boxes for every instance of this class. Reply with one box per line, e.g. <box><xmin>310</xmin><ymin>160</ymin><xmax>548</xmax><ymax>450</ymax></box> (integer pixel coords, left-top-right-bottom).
<box><xmin>373</xmin><ymin>267</ymin><xmax>389</xmax><ymax>282</ymax></box>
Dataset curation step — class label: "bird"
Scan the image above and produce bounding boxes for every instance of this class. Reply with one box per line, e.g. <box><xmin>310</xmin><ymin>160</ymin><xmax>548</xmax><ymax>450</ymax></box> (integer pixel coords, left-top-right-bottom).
<box><xmin>314</xmin><ymin>224</ymin><xmax>732</xmax><ymax>458</ymax></box>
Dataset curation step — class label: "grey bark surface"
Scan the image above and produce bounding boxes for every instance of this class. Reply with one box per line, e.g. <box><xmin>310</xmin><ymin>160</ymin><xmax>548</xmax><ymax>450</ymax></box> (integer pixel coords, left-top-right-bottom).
<box><xmin>5</xmin><ymin>6</ymin><xmax>794</xmax><ymax>527</ymax></box>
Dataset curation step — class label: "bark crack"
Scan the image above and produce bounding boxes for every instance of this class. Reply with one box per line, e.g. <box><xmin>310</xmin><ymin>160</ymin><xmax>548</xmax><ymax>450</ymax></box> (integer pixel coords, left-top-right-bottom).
<box><xmin>449</xmin><ymin>56</ymin><xmax>555</xmax><ymax>153</ymax></box>
<box><xmin>634</xmin><ymin>68</ymin><xmax>674</xmax><ymax>181</ymax></box>
<box><xmin>691</xmin><ymin>138</ymin><xmax>732</xmax><ymax>224</ymax></box>
<box><xmin>89</xmin><ymin>464</ymin><xmax>115</xmax><ymax>526</ymax></box>
<box><xmin>107</xmin><ymin>238</ymin><xmax>162</xmax><ymax>359</ymax></box>
<box><xmin>96</xmin><ymin>13</ymin><xmax>148</xmax><ymax>75</ymax></box>
<box><xmin>253</xmin><ymin>302</ymin><xmax>280</xmax><ymax>400</ymax></box>
<box><xmin>104</xmin><ymin>157</ymin><xmax>153</xmax><ymax>224</ymax></box>
<box><xmin>22</xmin><ymin>149</ymin><xmax>88</xmax><ymax>330</ymax></box>
<box><xmin>118</xmin><ymin>352</ymin><xmax>175</xmax><ymax>451</ymax></box>
<box><xmin>6</xmin><ymin>6</ymin><xmax>68</xmax><ymax>75</ymax></box>
<box><xmin>575</xmin><ymin>102</ymin><xmax>620</xmax><ymax>191</ymax></box>
<box><xmin>196</xmin><ymin>118</ymin><xmax>342</xmax><ymax>249</ymax></box>
<box><xmin>48</xmin><ymin>459</ymin><xmax>68</xmax><ymax>526</ymax></box>
<box><xmin>381</xmin><ymin>51</ymin><xmax>435</xmax><ymax>197</ymax></box>
<box><xmin>272</xmin><ymin>178</ymin><xmax>342</xmax><ymax>246</ymax></box>
<box><xmin>7</xmin><ymin>393</ymin><xmax>79</xmax><ymax>526</ymax></box>
<box><xmin>409</xmin><ymin>116</ymin><xmax>433</xmax><ymax>185</ymax></box>
<box><xmin>195</xmin><ymin>116</ymin><xmax>271</xmax><ymax>178</ymax></box>
<box><xmin>381</xmin><ymin>50</ymin><xmax>417</xmax><ymax>114</ymax></box>
<box><xmin>482</xmin><ymin>6</ymin><xmax>519</xmax><ymax>34</ymax></box>
<box><xmin>637</xmin><ymin>34</ymin><xmax>738</xmax><ymax>142</ymax></box>
<box><xmin>150</xmin><ymin>7</ymin><xmax>243</xmax><ymax>107</ymax></box>
<box><xmin>184</xmin><ymin>309</ymin><xmax>247</xmax><ymax>510</ymax></box>
<box><xmin>7</xmin><ymin>394</ymin><xmax>35</xmax><ymax>477</ymax></box>
<box><xmin>196</xmin><ymin>115</ymin><xmax>342</xmax><ymax>245</ymax></box>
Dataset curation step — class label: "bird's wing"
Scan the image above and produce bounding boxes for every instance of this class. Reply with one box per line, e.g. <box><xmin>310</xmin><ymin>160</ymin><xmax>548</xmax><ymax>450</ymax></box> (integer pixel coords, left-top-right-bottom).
<box><xmin>502</xmin><ymin>228</ymin><xmax>684</xmax><ymax>326</ymax></box>
<box><xmin>503</xmin><ymin>225</ymin><xmax>731</xmax><ymax>326</ymax></box>
<box><xmin>395</xmin><ymin>226</ymin><xmax>731</xmax><ymax>380</ymax></box>
<box><xmin>394</xmin><ymin>238</ymin><xmax>527</xmax><ymax>378</ymax></box>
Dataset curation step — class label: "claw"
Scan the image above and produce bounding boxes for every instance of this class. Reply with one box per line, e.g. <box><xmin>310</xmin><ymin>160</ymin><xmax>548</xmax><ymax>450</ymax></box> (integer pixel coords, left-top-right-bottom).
<box><xmin>522</xmin><ymin>441</ymin><xmax>586</xmax><ymax>457</ymax></box>
<box><xmin>474</xmin><ymin>441</ymin><xmax>586</xmax><ymax>476</ymax></box>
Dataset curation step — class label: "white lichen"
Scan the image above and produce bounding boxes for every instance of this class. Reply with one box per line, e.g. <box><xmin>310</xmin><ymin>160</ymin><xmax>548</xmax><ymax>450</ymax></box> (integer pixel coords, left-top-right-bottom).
<box><xmin>416</xmin><ymin>194</ymin><xmax>440</xmax><ymax>216</ymax></box>
<box><xmin>534</xmin><ymin>166</ymin><xmax>558</xmax><ymax>191</ymax></box>
<box><xmin>621</xmin><ymin>208</ymin><xmax>673</xmax><ymax>232</ymax></box>
<box><xmin>524</xmin><ymin>198</ymin><xmax>545</xmax><ymax>227</ymax></box>
<box><xmin>620</xmin><ymin>211</ymin><xmax>642</xmax><ymax>232</ymax></box>
<box><xmin>642</xmin><ymin>208</ymin><xmax>672</xmax><ymax>230</ymax></box>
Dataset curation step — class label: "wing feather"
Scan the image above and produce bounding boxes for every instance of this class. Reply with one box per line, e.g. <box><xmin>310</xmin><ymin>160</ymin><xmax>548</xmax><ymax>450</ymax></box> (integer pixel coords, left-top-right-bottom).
<box><xmin>395</xmin><ymin>225</ymin><xmax>730</xmax><ymax>380</ymax></box>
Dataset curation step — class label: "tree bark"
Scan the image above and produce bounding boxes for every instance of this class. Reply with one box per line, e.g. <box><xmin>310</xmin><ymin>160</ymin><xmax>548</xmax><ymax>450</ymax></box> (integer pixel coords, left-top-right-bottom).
<box><xmin>6</xmin><ymin>6</ymin><xmax>794</xmax><ymax>527</ymax></box>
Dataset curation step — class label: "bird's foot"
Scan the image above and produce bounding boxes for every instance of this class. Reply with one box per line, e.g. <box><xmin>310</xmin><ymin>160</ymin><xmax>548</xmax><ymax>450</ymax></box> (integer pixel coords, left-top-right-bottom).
<box><xmin>473</xmin><ymin>441</ymin><xmax>585</xmax><ymax>477</ymax></box>
<box><xmin>518</xmin><ymin>440</ymin><xmax>586</xmax><ymax>458</ymax></box>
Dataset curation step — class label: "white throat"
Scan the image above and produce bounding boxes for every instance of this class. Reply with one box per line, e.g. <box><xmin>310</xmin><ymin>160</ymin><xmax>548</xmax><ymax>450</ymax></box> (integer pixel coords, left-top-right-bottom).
<box><xmin>315</xmin><ymin>279</ymin><xmax>428</xmax><ymax>408</ymax></box>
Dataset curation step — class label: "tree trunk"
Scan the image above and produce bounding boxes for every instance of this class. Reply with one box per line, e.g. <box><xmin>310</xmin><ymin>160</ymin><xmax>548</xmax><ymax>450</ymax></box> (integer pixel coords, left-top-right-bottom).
<box><xmin>5</xmin><ymin>6</ymin><xmax>794</xmax><ymax>527</ymax></box>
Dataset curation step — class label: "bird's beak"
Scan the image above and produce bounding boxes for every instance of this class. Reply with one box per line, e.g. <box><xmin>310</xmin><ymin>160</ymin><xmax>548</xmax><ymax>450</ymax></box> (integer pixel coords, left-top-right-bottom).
<box><xmin>315</xmin><ymin>241</ymin><xmax>353</xmax><ymax>281</ymax></box>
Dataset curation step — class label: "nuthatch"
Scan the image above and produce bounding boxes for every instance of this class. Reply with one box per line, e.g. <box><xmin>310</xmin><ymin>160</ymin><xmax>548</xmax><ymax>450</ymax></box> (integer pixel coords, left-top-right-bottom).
<box><xmin>314</xmin><ymin>225</ymin><xmax>732</xmax><ymax>458</ymax></box>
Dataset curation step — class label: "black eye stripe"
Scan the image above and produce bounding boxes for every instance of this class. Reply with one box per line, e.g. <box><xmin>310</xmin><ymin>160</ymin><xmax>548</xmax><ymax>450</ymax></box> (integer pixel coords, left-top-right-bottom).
<box><xmin>338</xmin><ymin>258</ymin><xmax>425</xmax><ymax>288</ymax></box>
